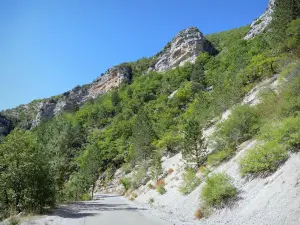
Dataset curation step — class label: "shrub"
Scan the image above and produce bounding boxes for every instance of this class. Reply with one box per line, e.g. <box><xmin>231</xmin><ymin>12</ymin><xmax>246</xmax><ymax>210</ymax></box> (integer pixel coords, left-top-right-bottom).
<box><xmin>213</xmin><ymin>105</ymin><xmax>260</xmax><ymax>151</ymax></box>
<box><xmin>198</xmin><ymin>166</ymin><xmax>211</xmax><ymax>176</ymax></box>
<box><xmin>156</xmin><ymin>185</ymin><xmax>167</xmax><ymax>195</ymax></box>
<box><xmin>120</xmin><ymin>177</ymin><xmax>131</xmax><ymax>191</ymax></box>
<box><xmin>240</xmin><ymin>141</ymin><xmax>288</xmax><ymax>175</ymax></box>
<box><xmin>148</xmin><ymin>183</ymin><xmax>154</xmax><ymax>189</ymax></box>
<box><xmin>207</xmin><ymin>148</ymin><xmax>235</xmax><ymax>166</ymax></box>
<box><xmin>80</xmin><ymin>193</ymin><xmax>91</xmax><ymax>201</ymax></box>
<box><xmin>194</xmin><ymin>208</ymin><xmax>202</xmax><ymax>220</ymax></box>
<box><xmin>132</xmin><ymin>192</ymin><xmax>138</xmax><ymax>198</ymax></box>
<box><xmin>179</xmin><ymin>169</ymin><xmax>201</xmax><ymax>195</ymax></box>
<box><xmin>167</xmin><ymin>168</ymin><xmax>174</xmax><ymax>174</ymax></box>
<box><xmin>280</xmin><ymin>116</ymin><xmax>300</xmax><ymax>152</ymax></box>
<box><xmin>201</xmin><ymin>173</ymin><xmax>237</xmax><ymax>207</ymax></box>
<box><xmin>131</xmin><ymin>167</ymin><xmax>147</xmax><ymax>189</ymax></box>
<box><xmin>148</xmin><ymin>198</ymin><xmax>155</xmax><ymax>204</ymax></box>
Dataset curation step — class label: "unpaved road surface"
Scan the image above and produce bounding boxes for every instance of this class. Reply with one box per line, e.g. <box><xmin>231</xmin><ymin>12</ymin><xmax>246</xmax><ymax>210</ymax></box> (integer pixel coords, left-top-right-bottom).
<box><xmin>18</xmin><ymin>194</ymin><xmax>172</xmax><ymax>225</ymax></box>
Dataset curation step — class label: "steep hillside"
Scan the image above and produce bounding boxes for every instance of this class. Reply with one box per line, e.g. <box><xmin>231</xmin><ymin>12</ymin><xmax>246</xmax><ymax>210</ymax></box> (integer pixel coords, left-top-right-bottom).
<box><xmin>0</xmin><ymin>27</ymin><xmax>216</xmax><ymax>135</ymax></box>
<box><xmin>1</xmin><ymin>0</ymin><xmax>300</xmax><ymax>223</ymax></box>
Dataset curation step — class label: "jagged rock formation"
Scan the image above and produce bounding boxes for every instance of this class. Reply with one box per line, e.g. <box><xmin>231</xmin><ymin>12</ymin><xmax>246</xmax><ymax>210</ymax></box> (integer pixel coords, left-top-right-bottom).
<box><xmin>31</xmin><ymin>85</ymin><xmax>90</xmax><ymax>127</ymax></box>
<box><xmin>89</xmin><ymin>65</ymin><xmax>132</xmax><ymax>98</ymax></box>
<box><xmin>244</xmin><ymin>0</ymin><xmax>275</xmax><ymax>40</ymax></box>
<box><xmin>150</xmin><ymin>27</ymin><xmax>217</xmax><ymax>72</ymax></box>
<box><xmin>0</xmin><ymin>27</ymin><xmax>215</xmax><ymax>132</ymax></box>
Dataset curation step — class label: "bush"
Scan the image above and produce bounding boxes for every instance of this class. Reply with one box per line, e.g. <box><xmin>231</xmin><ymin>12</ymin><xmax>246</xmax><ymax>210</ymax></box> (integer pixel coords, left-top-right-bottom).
<box><xmin>120</xmin><ymin>177</ymin><xmax>131</xmax><ymax>191</ymax></box>
<box><xmin>280</xmin><ymin>116</ymin><xmax>300</xmax><ymax>152</ymax></box>
<box><xmin>80</xmin><ymin>193</ymin><xmax>91</xmax><ymax>201</ymax></box>
<box><xmin>132</xmin><ymin>192</ymin><xmax>138</xmax><ymax>198</ymax></box>
<box><xmin>240</xmin><ymin>141</ymin><xmax>288</xmax><ymax>175</ymax></box>
<box><xmin>156</xmin><ymin>185</ymin><xmax>167</xmax><ymax>195</ymax></box>
<box><xmin>213</xmin><ymin>105</ymin><xmax>260</xmax><ymax>152</ymax></box>
<box><xmin>259</xmin><ymin>116</ymin><xmax>300</xmax><ymax>152</ymax></box>
<box><xmin>179</xmin><ymin>169</ymin><xmax>201</xmax><ymax>195</ymax></box>
<box><xmin>207</xmin><ymin>148</ymin><xmax>235</xmax><ymax>166</ymax></box>
<box><xmin>201</xmin><ymin>173</ymin><xmax>237</xmax><ymax>207</ymax></box>
<box><xmin>131</xmin><ymin>167</ymin><xmax>147</xmax><ymax>189</ymax></box>
<box><xmin>147</xmin><ymin>183</ymin><xmax>154</xmax><ymax>189</ymax></box>
<box><xmin>148</xmin><ymin>198</ymin><xmax>155</xmax><ymax>204</ymax></box>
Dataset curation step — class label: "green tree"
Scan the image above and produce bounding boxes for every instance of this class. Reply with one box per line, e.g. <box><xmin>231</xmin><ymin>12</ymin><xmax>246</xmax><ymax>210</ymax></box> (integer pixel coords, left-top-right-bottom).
<box><xmin>183</xmin><ymin>118</ymin><xmax>207</xmax><ymax>168</ymax></box>
<box><xmin>111</xmin><ymin>90</ymin><xmax>120</xmax><ymax>107</ymax></box>
<box><xmin>132</xmin><ymin>108</ymin><xmax>156</xmax><ymax>162</ymax></box>
<box><xmin>271</xmin><ymin>0</ymin><xmax>300</xmax><ymax>43</ymax></box>
<box><xmin>79</xmin><ymin>144</ymin><xmax>101</xmax><ymax>200</ymax></box>
<box><xmin>0</xmin><ymin>130</ymin><xmax>55</xmax><ymax>216</ymax></box>
<box><xmin>150</xmin><ymin>149</ymin><xmax>163</xmax><ymax>181</ymax></box>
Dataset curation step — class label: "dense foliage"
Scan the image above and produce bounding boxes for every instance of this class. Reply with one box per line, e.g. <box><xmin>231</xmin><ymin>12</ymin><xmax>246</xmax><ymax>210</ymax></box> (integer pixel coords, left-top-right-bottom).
<box><xmin>200</xmin><ymin>173</ymin><xmax>237</xmax><ymax>207</ymax></box>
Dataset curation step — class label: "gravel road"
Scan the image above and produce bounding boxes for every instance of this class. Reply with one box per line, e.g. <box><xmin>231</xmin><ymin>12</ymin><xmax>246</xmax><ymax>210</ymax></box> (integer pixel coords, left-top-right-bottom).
<box><xmin>18</xmin><ymin>194</ymin><xmax>172</xmax><ymax>225</ymax></box>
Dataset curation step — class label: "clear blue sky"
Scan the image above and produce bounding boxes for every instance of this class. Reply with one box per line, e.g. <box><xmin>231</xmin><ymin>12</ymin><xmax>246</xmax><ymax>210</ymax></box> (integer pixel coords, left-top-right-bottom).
<box><xmin>0</xmin><ymin>0</ymin><xmax>269</xmax><ymax>110</ymax></box>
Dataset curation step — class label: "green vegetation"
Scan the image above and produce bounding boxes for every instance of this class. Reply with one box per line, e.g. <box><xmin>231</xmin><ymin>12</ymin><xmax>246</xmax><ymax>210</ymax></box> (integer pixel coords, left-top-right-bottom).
<box><xmin>240</xmin><ymin>141</ymin><xmax>288</xmax><ymax>175</ymax></box>
<box><xmin>214</xmin><ymin>105</ymin><xmax>260</xmax><ymax>151</ymax></box>
<box><xmin>148</xmin><ymin>197</ymin><xmax>155</xmax><ymax>204</ymax></box>
<box><xmin>179</xmin><ymin>168</ymin><xmax>201</xmax><ymax>195</ymax></box>
<box><xmin>207</xmin><ymin>148</ymin><xmax>234</xmax><ymax>166</ymax></box>
<box><xmin>1</xmin><ymin>4</ymin><xmax>300</xmax><ymax>219</ymax></box>
<box><xmin>0</xmin><ymin>130</ymin><xmax>55</xmax><ymax>218</ymax></box>
<box><xmin>183</xmin><ymin>118</ymin><xmax>207</xmax><ymax>167</ymax></box>
<box><xmin>201</xmin><ymin>173</ymin><xmax>237</xmax><ymax>207</ymax></box>
<box><xmin>270</xmin><ymin>0</ymin><xmax>300</xmax><ymax>45</ymax></box>
<box><xmin>120</xmin><ymin>177</ymin><xmax>131</xmax><ymax>191</ymax></box>
<box><xmin>156</xmin><ymin>185</ymin><xmax>167</xmax><ymax>195</ymax></box>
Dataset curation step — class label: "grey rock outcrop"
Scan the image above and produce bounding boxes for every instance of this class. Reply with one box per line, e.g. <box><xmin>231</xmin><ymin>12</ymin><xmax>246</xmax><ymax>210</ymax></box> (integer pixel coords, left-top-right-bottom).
<box><xmin>150</xmin><ymin>27</ymin><xmax>217</xmax><ymax>72</ymax></box>
<box><xmin>244</xmin><ymin>0</ymin><xmax>275</xmax><ymax>40</ymax></box>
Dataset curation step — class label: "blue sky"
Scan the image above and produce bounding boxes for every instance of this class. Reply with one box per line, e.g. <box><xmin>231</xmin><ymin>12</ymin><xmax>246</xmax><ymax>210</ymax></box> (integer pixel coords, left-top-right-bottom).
<box><xmin>0</xmin><ymin>0</ymin><xmax>269</xmax><ymax>110</ymax></box>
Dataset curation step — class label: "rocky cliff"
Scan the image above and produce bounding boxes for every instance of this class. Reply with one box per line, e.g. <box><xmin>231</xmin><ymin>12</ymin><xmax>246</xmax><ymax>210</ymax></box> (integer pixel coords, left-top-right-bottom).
<box><xmin>244</xmin><ymin>0</ymin><xmax>275</xmax><ymax>40</ymax></box>
<box><xmin>150</xmin><ymin>27</ymin><xmax>217</xmax><ymax>72</ymax></box>
<box><xmin>0</xmin><ymin>27</ymin><xmax>215</xmax><ymax>133</ymax></box>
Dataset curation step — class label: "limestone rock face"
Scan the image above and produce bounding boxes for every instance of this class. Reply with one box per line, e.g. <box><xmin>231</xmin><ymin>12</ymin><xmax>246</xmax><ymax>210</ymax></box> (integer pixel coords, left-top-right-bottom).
<box><xmin>31</xmin><ymin>85</ymin><xmax>90</xmax><ymax>127</ymax></box>
<box><xmin>244</xmin><ymin>0</ymin><xmax>275</xmax><ymax>40</ymax></box>
<box><xmin>89</xmin><ymin>65</ymin><xmax>132</xmax><ymax>98</ymax></box>
<box><xmin>150</xmin><ymin>27</ymin><xmax>217</xmax><ymax>72</ymax></box>
<box><xmin>30</xmin><ymin>66</ymin><xmax>132</xmax><ymax>128</ymax></box>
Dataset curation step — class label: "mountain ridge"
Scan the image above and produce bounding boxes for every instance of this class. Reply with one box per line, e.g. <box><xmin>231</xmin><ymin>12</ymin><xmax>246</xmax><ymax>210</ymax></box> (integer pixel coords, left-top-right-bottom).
<box><xmin>0</xmin><ymin>27</ymin><xmax>217</xmax><ymax>134</ymax></box>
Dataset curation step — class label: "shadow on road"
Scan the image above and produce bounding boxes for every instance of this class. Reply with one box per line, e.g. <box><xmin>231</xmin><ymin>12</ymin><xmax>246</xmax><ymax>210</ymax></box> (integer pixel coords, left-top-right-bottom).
<box><xmin>53</xmin><ymin>195</ymin><xmax>147</xmax><ymax>219</ymax></box>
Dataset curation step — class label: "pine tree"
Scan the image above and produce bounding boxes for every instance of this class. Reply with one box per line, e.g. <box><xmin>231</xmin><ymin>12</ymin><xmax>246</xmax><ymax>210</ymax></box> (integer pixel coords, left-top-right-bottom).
<box><xmin>151</xmin><ymin>149</ymin><xmax>163</xmax><ymax>181</ymax></box>
<box><xmin>132</xmin><ymin>108</ymin><xmax>156</xmax><ymax>162</ymax></box>
<box><xmin>183</xmin><ymin>118</ymin><xmax>207</xmax><ymax>168</ymax></box>
<box><xmin>111</xmin><ymin>90</ymin><xmax>120</xmax><ymax>107</ymax></box>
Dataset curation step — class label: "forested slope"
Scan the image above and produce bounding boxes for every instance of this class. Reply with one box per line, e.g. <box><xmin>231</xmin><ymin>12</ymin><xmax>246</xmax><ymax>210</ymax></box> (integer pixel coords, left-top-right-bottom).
<box><xmin>0</xmin><ymin>0</ymin><xmax>300</xmax><ymax>222</ymax></box>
